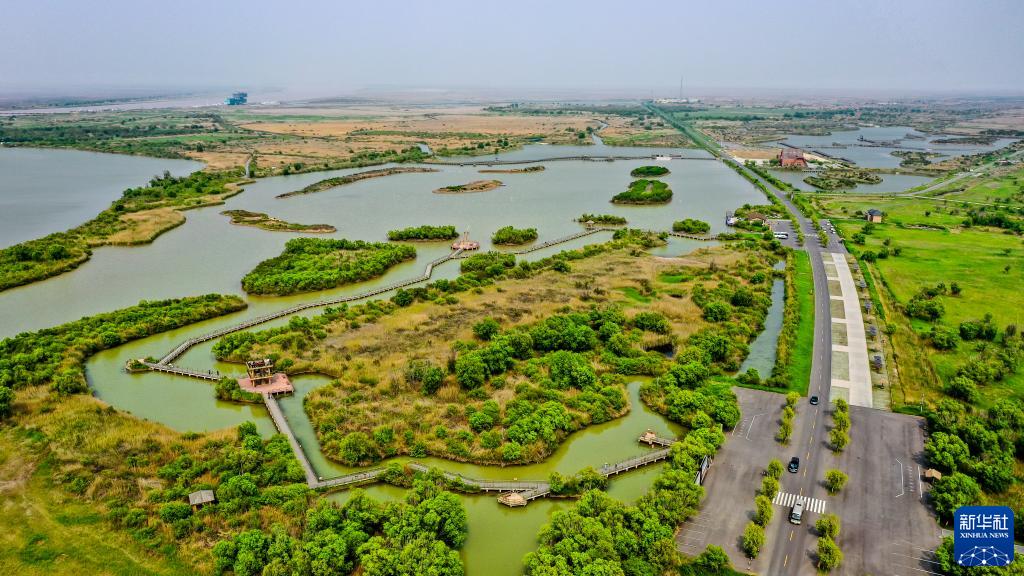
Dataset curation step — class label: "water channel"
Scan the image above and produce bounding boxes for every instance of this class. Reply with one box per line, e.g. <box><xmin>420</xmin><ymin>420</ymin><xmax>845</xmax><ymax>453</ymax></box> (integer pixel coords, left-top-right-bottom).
<box><xmin>5</xmin><ymin>143</ymin><xmax>783</xmax><ymax>574</ymax></box>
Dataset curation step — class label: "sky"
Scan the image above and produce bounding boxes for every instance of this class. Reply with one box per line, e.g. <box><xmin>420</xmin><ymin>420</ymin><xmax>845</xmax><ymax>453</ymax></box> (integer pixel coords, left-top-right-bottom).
<box><xmin>2</xmin><ymin>0</ymin><xmax>1023</xmax><ymax>98</ymax></box>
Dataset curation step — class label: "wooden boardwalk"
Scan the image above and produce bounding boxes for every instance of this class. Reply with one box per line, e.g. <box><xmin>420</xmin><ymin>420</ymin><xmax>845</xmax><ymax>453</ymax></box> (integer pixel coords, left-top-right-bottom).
<box><xmin>667</xmin><ymin>231</ymin><xmax>714</xmax><ymax>241</ymax></box>
<box><xmin>151</xmin><ymin>249</ymin><xmax>463</xmax><ymax>368</ymax></box>
<box><xmin>427</xmin><ymin>154</ymin><xmax>715</xmax><ymax>167</ymax></box>
<box><xmin>256</xmin><ymin>405</ymin><xmax>681</xmax><ymax>506</ymax></box>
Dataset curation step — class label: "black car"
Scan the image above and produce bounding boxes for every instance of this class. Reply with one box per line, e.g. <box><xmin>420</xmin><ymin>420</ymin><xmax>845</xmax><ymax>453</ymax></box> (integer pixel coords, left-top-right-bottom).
<box><xmin>788</xmin><ymin>457</ymin><xmax>800</xmax><ymax>473</ymax></box>
<box><xmin>809</xmin><ymin>395</ymin><xmax>819</xmax><ymax>405</ymax></box>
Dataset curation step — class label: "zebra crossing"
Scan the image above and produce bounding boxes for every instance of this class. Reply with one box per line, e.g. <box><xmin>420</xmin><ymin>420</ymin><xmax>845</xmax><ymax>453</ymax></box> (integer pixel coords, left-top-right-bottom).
<box><xmin>772</xmin><ymin>491</ymin><xmax>827</xmax><ymax>514</ymax></box>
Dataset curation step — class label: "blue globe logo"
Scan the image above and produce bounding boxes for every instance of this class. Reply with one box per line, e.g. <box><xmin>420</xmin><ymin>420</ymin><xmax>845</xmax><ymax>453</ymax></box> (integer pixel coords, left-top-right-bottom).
<box><xmin>957</xmin><ymin>545</ymin><xmax>1012</xmax><ymax>567</ymax></box>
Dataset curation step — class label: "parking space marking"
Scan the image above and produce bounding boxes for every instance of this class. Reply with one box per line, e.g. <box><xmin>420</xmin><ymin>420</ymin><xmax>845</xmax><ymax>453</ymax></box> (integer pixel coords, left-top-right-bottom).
<box><xmin>772</xmin><ymin>491</ymin><xmax>827</xmax><ymax>513</ymax></box>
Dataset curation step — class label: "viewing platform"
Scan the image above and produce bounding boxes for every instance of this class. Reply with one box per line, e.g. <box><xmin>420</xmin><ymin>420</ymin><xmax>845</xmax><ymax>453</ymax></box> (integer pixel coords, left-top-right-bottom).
<box><xmin>451</xmin><ymin>232</ymin><xmax>480</xmax><ymax>250</ymax></box>
<box><xmin>239</xmin><ymin>358</ymin><xmax>294</xmax><ymax>396</ymax></box>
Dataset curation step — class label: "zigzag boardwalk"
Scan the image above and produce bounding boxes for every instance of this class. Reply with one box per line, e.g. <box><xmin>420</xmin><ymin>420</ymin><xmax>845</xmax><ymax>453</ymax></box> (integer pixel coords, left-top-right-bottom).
<box><xmin>426</xmin><ymin>154</ymin><xmax>715</xmax><ymax>167</ymax></box>
<box><xmin>666</xmin><ymin>231</ymin><xmax>714</xmax><ymax>242</ymax></box>
<box><xmin>152</xmin><ymin>249</ymin><xmax>464</xmax><ymax>368</ymax></box>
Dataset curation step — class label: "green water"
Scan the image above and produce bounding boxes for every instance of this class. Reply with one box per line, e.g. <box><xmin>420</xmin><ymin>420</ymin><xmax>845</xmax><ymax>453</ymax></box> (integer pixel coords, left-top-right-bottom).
<box><xmin>4</xmin><ymin>144</ymin><xmax>784</xmax><ymax>575</ymax></box>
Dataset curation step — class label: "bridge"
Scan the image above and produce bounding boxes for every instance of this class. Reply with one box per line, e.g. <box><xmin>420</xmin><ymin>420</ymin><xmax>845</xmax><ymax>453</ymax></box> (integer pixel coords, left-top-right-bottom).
<box><xmin>142</xmin><ymin>362</ymin><xmax>221</xmax><ymax>381</ymax></box>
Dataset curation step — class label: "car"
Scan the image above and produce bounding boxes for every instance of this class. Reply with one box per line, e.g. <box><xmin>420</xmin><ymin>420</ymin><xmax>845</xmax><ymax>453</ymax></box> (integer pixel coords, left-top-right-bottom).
<box><xmin>810</xmin><ymin>395</ymin><xmax>819</xmax><ymax>405</ymax></box>
<box><xmin>790</xmin><ymin>500</ymin><xmax>804</xmax><ymax>524</ymax></box>
<box><xmin>788</xmin><ymin>456</ymin><xmax>800</xmax><ymax>473</ymax></box>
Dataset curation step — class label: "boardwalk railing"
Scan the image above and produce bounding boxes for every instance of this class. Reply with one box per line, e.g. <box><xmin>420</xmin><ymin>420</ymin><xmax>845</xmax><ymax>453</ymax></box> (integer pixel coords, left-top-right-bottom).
<box><xmin>666</xmin><ymin>231</ymin><xmax>714</xmax><ymax>242</ymax></box>
<box><xmin>142</xmin><ymin>362</ymin><xmax>221</xmax><ymax>381</ymax></box>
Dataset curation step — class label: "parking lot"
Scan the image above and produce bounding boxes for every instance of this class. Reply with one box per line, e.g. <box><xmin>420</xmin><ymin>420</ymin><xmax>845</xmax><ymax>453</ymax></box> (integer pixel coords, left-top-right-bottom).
<box><xmin>675</xmin><ymin>387</ymin><xmax>787</xmax><ymax>568</ymax></box>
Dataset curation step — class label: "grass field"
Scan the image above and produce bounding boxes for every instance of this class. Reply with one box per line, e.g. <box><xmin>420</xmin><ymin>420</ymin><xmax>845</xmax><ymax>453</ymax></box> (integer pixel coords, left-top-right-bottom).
<box><xmin>788</xmin><ymin>251</ymin><xmax>815</xmax><ymax>395</ymax></box>
<box><xmin>814</xmin><ymin>180</ymin><xmax>1024</xmax><ymax>408</ymax></box>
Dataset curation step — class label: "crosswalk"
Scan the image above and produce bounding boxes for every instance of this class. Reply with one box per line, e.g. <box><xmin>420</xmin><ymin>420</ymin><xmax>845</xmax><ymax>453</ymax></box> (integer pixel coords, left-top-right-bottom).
<box><xmin>772</xmin><ymin>491</ymin><xmax>827</xmax><ymax>514</ymax></box>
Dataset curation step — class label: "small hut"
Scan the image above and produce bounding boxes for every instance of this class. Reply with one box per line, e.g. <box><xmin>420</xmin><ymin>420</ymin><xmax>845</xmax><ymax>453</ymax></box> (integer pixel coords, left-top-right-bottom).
<box><xmin>639</xmin><ymin>429</ymin><xmax>658</xmax><ymax>446</ymax></box>
<box><xmin>866</xmin><ymin>209</ymin><xmax>884</xmax><ymax>223</ymax></box>
<box><xmin>923</xmin><ymin>468</ymin><xmax>942</xmax><ymax>484</ymax></box>
<box><xmin>188</xmin><ymin>489</ymin><xmax>216</xmax><ymax>510</ymax></box>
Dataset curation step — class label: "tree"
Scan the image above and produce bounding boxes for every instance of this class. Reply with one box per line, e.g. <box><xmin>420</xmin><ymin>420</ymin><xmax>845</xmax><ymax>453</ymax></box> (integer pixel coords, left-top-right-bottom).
<box><xmin>455</xmin><ymin>352</ymin><xmax>487</xmax><ymax>389</ymax></box>
<box><xmin>946</xmin><ymin>376</ymin><xmax>980</xmax><ymax>404</ymax></box>
<box><xmin>817</xmin><ymin>536</ymin><xmax>843</xmax><ymax>572</ymax></box>
<box><xmin>931</xmin><ymin>473</ymin><xmax>981</xmax><ymax>522</ymax></box>
<box><xmin>702</xmin><ymin>301</ymin><xmax>731</xmax><ymax>322</ymax></box>
<box><xmin>546</xmin><ymin>350</ymin><xmax>596</xmax><ymax>390</ymax></box>
<box><xmin>924</xmin><ymin>431</ymin><xmax>970</xmax><ymax>473</ymax></box>
<box><xmin>824</xmin><ymin>469</ymin><xmax>848</xmax><ymax>494</ymax></box>
<box><xmin>829</xmin><ymin>427</ymin><xmax>849</xmax><ymax>452</ymax></box>
<box><xmin>0</xmin><ymin>386</ymin><xmax>13</xmax><ymax>421</ymax></box>
<box><xmin>754</xmin><ymin>495</ymin><xmax>773</xmax><ymax>526</ymax></box>
<box><xmin>816</xmin><ymin>513</ymin><xmax>840</xmax><ymax>539</ymax></box>
<box><xmin>760</xmin><ymin>476</ymin><xmax>779</xmax><ymax>500</ymax></box>
<box><xmin>693</xmin><ymin>544</ymin><xmax>731</xmax><ymax>573</ymax></box>
<box><xmin>742</xmin><ymin>522</ymin><xmax>765</xmax><ymax>558</ymax></box>
<box><xmin>472</xmin><ymin>318</ymin><xmax>500</xmax><ymax>341</ymax></box>
<box><xmin>766</xmin><ymin>458</ymin><xmax>783</xmax><ymax>480</ymax></box>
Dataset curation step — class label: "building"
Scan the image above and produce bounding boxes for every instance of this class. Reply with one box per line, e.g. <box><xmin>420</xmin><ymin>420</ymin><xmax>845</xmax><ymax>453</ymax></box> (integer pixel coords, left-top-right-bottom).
<box><xmin>225</xmin><ymin>92</ymin><xmax>248</xmax><ymax>106</ymax></box>
<box><xmin>778</xmin><ymin>148</ymin><xmax>808</xmax><ymax>169</ymax></box>
<box><xmin>238</xmin><ymin>358</ymin><xmax>294</xmax><ymax>396</ymax></box>
<box><xmin>744</xmin><ymin>212</ymin><xmax>768</xmax><ymax>226</ymax></box>
<box><xmin>188</xmin><ymin>490</ymin><xmax>216</xmax><ymax>510</ymax></box>
<box><xmin>866</xmin><ymin>209</ymin><xmax>884</xmax><ymax>223</ymax></box>
<box><xmin>451</xmin><ymin>231</ymin><xmax>480</xmax><ymax>251</ymax></box>
<box><xmin>245</xmin><ymin>359</ymin><xmax>274</xmax><ymax>387</ymax></box>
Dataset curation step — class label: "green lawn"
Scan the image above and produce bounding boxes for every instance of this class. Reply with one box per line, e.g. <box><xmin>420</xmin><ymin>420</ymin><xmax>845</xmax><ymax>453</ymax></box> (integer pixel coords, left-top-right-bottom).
<box><xmin>819</xmin><ymin>186</ymin><xmax>1024</xmax><ymax>408</ymax></box>
<box><xmin>788</xmin><ymin>250</ymin><xmax>815</xmax><ymax>395</ymax></box>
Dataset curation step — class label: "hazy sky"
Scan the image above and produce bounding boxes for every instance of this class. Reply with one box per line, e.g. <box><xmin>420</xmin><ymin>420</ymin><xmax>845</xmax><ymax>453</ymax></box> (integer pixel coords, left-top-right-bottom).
<box><xmin>3</xmin><ymin>0</ymin><xmax>1023</xmax><ymax>97</ymax></box>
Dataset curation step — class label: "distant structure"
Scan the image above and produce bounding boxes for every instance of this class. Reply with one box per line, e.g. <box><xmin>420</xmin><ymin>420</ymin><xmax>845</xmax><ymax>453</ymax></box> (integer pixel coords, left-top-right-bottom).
<box><xmin>451</xmin><ymin>231</ymin><xmax>480</xmax><ymax>251</ymax></box>
<box><xmin>238</xmin><ymin>358</ymin><xmax>293</xmax><ymax>396</ymax></box>
<box><xmin>778</xmin><ymin>148</ymin><xmax>808</xmax><ymax>168</ymax></box>
<box><xmin>225</xmin><ymin>92</ymin><xmax>248</xmax><ymax>106</ymax></box>
<box><xmin>866</xmin><ymin>209</ymin><xmax>884</xmax><ymax>223</ymax></box>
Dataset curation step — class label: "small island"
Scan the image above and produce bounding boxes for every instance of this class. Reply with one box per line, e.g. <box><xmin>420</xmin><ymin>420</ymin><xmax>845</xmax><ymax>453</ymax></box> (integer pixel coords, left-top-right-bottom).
<box><xmin>672</xmin><ymin>218</ymin><xmax>711</xmax><ymax>234</ymax></box>
<box><xmin>241</xmin><ymin>237</ymin><xmax>416</xmax><ymax>295</ymax></box>
<box><xmin>388</xmin><ymin>225</ymin><xmax>459</xmax><ymax>241</ymax></box>
<box><xmin>433</xmin><ymin>180</ymin><xmax>503</xmax><ymax>194</ymax></box>
<box><xmin>479</xmin><ymin>166</ymin><xmax>545</xmax><ymax>174</ymax></box>
<box><xmin>891</xmin><ymin>150</ymin><xmax>942</xmax><ymax>168</ymax></box>
<box><xmin>277</xmin><ymin>167</ymin><xmax>438</xmax><ymax>198</ymax></box>
<box><xmin>221</xmin><ymin>210</ymin><xmax>336</xmax><ymax>233</ymax></box>
<box><xmin>576</xmin><ymin>213</ymin><xmax>627</xmax><ymax>225</ymax></box>
<box><xmin>491</xmin><ymin>226</ymin><xmax>538</xmax><ymax>245</ymax></box>
<box><xmin>804</xmin><ymin>168</ymin><xmax>883</xmax><ymax>190</ymax></box>
<box><xmin>611</xmin><ymin>179</ymin><xmax>673</xmax><ymax>204</ymax></box>
<box><xmin>630</xmin><ymin>165</ymin><xmax>671</xmax><ymax>177</ymax></box>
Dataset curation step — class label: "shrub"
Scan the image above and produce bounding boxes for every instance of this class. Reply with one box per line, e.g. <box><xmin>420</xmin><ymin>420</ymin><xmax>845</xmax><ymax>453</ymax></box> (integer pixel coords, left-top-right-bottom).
<box><xmin>693</xmin><ymin>544</ymin><xmax>731</xmax><ymax>573</ymax></box>
<box><xmin>816</xmin><ymin>513</ymin><xmax>840</xmax><ymax>539</ymax></box>
<box><xmin>946</xmin><ymin>376</ymin><xmax>980</xmax><ymax>404</ymax></box>
<box><xmin>742</xmin><ymin>522</ymin><xmax>765</xmax><ymax>558</ymax></box>
<box><xmin>817</xmin><ymin>537</ymin><xmax>843</xmax><ymax>572</ymax></box>
<box><xmin>829</xmin><ymin>428</ymin><xmax>849</xmax><ymax>452</ymax></box>
<box><xmin>766</xmin><ymin>459</ymin><xmax>783</xmax><ymax>480</ymax></box>
<box><xmin>702</xmin><ymin>301</ymin><xmax>731</xmax><ymax>322</ymax></box>
<box><xmin>754</xmin><ymin>495</ymin><xmax>773</xmax><ymax>526</ymax></box>
<box><xmin>760</xmin><ymin>476</ymin><xmax>780</xmax><ymax>500</ymax></box>
<box><xmin>824</xmin><ymin>469</ymin><xmax>848</xmax><ymax>494</ymax></box>
<box><xmin>930</xmin><ymin>325</ymin><xmax>961</xmax><ymax>350</ymax></box>
<box><xmin>472</xmin><ymin>318</ymin><xmax>501</xmax><ymax>341</ymax></box>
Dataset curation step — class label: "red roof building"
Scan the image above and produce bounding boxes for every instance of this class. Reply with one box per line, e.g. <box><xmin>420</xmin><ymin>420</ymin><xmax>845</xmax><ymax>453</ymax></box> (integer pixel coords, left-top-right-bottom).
<box><xmin>779</xmin><ymin>148</ymin><xmax>808</xmax><ymax>168</ymax></box>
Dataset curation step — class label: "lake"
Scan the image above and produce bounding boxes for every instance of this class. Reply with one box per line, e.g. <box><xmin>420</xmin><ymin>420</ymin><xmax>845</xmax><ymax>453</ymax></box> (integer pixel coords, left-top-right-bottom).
<box><xmin>0</xmin><ymin>147</ymin><xmax>201</xmax><ymax>248</ymax></box>
<box><xmin>2</xmin><ymin>143</ymin><xmax>784</xmax><ymax>576</ymax></box>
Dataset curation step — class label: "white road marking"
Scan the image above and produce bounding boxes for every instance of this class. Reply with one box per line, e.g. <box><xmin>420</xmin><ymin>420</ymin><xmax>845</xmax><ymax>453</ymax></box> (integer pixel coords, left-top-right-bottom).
<box><xmin>772</xmin><ymin>491</ymin><xmax>827</xmax><ymax>513</ymax></box>
<box><xmin>895</xmin><ymin>458</ymin><xmax>905</xmax><ymax>497</ymax></box>
<box><xmin>745</xmin><ymin>412</ymin><xmax>767</xmax><ymax>440</ymax></box>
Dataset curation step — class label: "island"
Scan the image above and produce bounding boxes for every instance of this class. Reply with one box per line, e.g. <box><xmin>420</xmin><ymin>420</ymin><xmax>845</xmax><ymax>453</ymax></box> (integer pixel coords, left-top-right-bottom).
<box><xmin>891</xmin><ymin>150</ymin><xmax>942</xmax><ymax>168</ymax></box>
<box><xmin>672</xmin><ymin>218</ymin><xmax>711</xmax><ymax>234</ymax></box>
<box><xmin>479</xmin><ymin>166</ymin><xmax>545</xmax><ymax>174</ymax></box>
<box><xmin>576</xmin><ymin>213</ymin><xmax>627</xmax><ymax>225</ymax></box>
<box><xmin>804</xmin><ymin>168</ymin><xmax>883</xmax><ymax>190</ymax></box>
<box><xmin>213</xmin><ymin>232</ymin><xmax>773</xmax><ymax>467</ymax></box>
<box><xmin>611</xmin><ymin>179</ymin><xmax>673</xmax><ymax>204</ymax></box>
<box><xmin>388</xmin><ymin>225</ymin><xmax>459</xmax><ymax>241</ymax></box>
<box><xmin>276</xmin><ymin>167</ymin><xmax>438</xmax><ymax>198</ymax></box>
<box><xmin>433</xmin><ymin>179</ymin><xmax>503</xmax><ymax>194</ymax></box>
<box><xmin>491</xmin><ymin>225</ymin><xmax>538</xmax><ymax>245</ymax></box>
<box><xmin>240</xmin><ymin>237</ymin><xmax>416</xmax><ymax>295</ymax></box>
<box><xmin>221</xmin><ymin>209</ymin><xmax>336</xmax><ymax>233</ymax></box>
<box><xmin>630</xmin><ymin>165</ymin><xmax>671</xmax><ymax>177</ymax></box>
